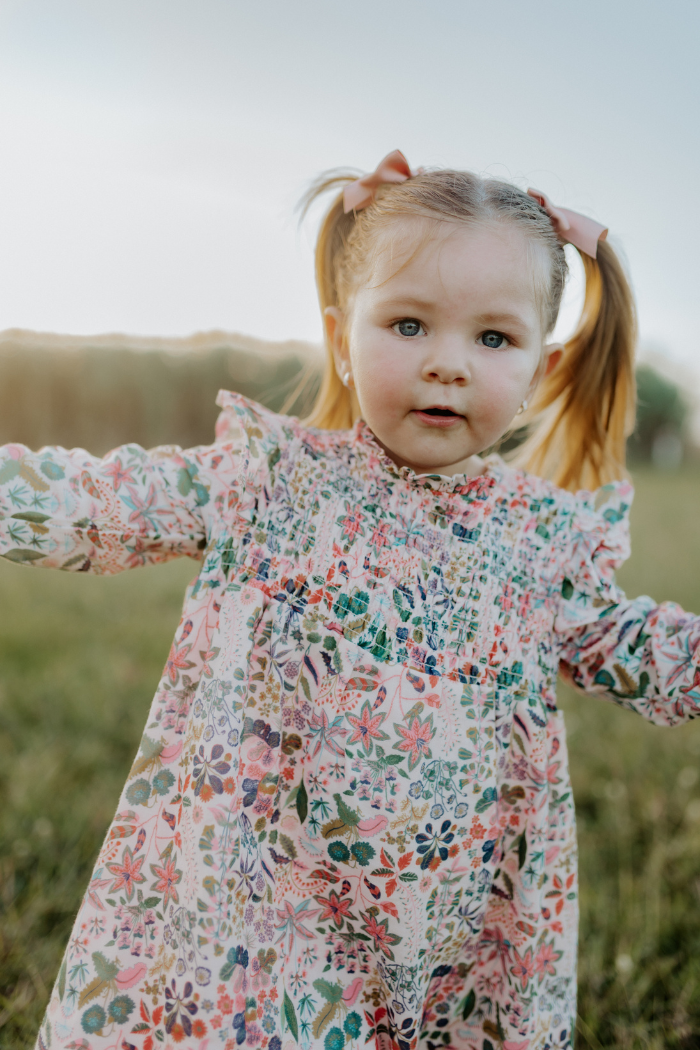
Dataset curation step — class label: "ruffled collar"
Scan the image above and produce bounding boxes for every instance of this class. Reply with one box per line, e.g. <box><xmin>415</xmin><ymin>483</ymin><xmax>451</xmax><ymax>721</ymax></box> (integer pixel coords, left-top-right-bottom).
<box><xmin>351</xmin><ymin>418</ymin><xmax>502</xmax><ymax>499</ymax></box>
<box><xmin>215</xmin><ymin>389</ymin><xmax>504</xmax><ymax>502</ymax></box>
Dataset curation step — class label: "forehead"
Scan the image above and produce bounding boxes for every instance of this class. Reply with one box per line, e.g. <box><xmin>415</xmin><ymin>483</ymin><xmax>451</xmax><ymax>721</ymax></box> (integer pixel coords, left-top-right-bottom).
<box><xmin>361</xmin><ymin>217</ymin><xmax>547</xmax><ymax>322</ymax></box>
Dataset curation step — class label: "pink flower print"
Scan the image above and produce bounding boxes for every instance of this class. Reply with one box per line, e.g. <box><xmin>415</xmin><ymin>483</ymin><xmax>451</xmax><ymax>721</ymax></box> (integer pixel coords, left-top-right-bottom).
<box><xmin>165</xmin><ymin>641</ymin><xmax>195</xmax><ymax>684</ymax></box>
<box><xmin>308</xmin><ymin>709</ymin><xmax>347</xmax><ymax>759</ymax></box>
<box><xmin>217</xmin><ymin>991</ymin><xmax>234</xmax><ymax>1015</ymax></box>
<box><xmin>369</xmin><ymin>521</ymin><xmax>391</xmax><ymax>552</ymax></box>
<box><xmin>150</xmin><ymin>854</ymin><xmax>182</xmax><ymax>908</ymax></box>
<box><xmin>274</xmin><ymin>899</ymin><xmax>319</xmax><ymax>959</ymax></box>
<box><xmin>361</xmin><ymin>912</ymin><xmax>401</xmax><ymax>959</ymax></box>
<box><xmin>316</xmin><ymin>890</ymin><xmax>353</xmax><ymax>929</ymax></box>
<box><xmin>339</xmin><ymin>508</ymin><xmax>364</xmax><ymax>540</ymax></box>
<box><xmin>102</xmin><ymin>456</ymin><xmax>136</xmax><ymax>491</ymax></box>
<box><xmin>535</xmin><ymin>938</ymin><xmax>563</xmax><ymax>982</ymax></box>
<box><xmin>107</xmin><ymin>845</ymin><xmax>145</xmax><ymax>900</ymax></box>
<box><xmin>547</xmin><ymin>760</ymin><xmax>562</xmax><ymax>785</ymax></box>
<box><xmin>395</xmin><ymin>714</ymin><xmax>434</xmax><ymax>769</ymax></box>
<box><xmin>510</xmin><ymin>946</ymin><xmax>535</xmax><ymax>991</ymax></box>
<box><xmin>122</xmin><ymin>482</ymin><xmax>165</xmax><ymax>532</ymax></box>
<box><xmin>346</xmin><ymin>701</ymin><xmax>389</xmax><ymax>754</ymax></box>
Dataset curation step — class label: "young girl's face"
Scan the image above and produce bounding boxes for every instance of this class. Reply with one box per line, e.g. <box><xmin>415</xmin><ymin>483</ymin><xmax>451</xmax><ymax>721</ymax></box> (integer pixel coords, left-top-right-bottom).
<box><xmin>326</xmin><ymin>219</ymin><xmax>561</xmax><ymax>476</ymax></box>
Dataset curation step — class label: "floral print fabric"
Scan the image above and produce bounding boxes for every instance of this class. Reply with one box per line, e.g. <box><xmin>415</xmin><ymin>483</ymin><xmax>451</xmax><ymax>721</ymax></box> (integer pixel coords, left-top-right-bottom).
<box><xmin>1</xmin><ymin>391</ymin><xmax>699</xmax><ymax>1050</ymax></box>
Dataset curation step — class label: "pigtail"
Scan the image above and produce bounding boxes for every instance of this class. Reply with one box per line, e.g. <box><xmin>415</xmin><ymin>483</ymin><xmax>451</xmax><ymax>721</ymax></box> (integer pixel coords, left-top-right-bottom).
<box><xmin>297</xmin><ymin>175</ymin><xmax>359</xmax><ymax>430</ymax></box>
<box><xmin>516</xmin><ymin>239</ymin><xmax>637</xmax><ymax>492</ymax></box>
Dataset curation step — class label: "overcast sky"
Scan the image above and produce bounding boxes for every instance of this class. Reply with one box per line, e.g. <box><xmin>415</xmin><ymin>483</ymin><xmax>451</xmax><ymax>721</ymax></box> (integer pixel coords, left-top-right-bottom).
<box><xmin>0</xmin><ymin>0</ymin><xmax>698</xmax><ymax>363</ymax></box>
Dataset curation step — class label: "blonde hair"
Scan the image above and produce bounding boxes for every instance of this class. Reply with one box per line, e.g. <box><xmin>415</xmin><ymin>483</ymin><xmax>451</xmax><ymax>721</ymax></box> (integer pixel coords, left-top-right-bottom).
<box><xmin>301</xmin><ymin>168</ymin><xmax>636</xmax><ymax>492</ymax></box>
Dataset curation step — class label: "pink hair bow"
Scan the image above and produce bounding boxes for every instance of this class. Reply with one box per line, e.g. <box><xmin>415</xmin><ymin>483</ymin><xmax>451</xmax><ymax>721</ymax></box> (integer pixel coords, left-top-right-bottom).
<box><xmin>527</xmin><ymin>188</ymin><xmax>607</xmax><ymax>258</ymax></box>
<box><xmin>343</xmin><ymin>150</ymin><xmax>414</xmax><ymax>213</ymax></box>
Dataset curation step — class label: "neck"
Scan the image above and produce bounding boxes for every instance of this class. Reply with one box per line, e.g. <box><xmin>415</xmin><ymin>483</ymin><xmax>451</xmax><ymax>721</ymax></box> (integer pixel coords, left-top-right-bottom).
<box><xmin>376</xmin><ymin>439</ymin><xmax>486</xmax><ymax>478</ymax></box>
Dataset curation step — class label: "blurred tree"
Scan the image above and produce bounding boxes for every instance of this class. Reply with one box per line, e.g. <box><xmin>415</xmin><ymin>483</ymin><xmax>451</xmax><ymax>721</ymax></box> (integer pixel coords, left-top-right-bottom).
<box><xmin>628</xmin><ymin>364</ymin><xmax>689</xmax><ymax>467</ymax></box>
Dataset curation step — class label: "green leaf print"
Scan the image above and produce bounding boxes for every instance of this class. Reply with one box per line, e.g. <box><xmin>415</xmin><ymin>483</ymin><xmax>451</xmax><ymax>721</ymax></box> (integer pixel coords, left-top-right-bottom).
<box><xmin>283</xmin><ymin>989</ymin><xmax>298</xmax><ymax>1041</ymax></box>
<box><xmin>475</xmin><ymin>786</ymin><xmax>498</xmax><ymax>813</ymax></box>
<box><xmin>0</xmin><ymin>460</ymin><xmax>20</xmax><ymax>484</ymax></box>
<box><xmin>3</xmin><ymin>548</ymin><xmax>45</xmax><ymax>563</ymax></box>
<box><xmin>518</xmin><ymin>832</ymin><xmax>528</xmax><ymax>870</ymax></box>
<box><xmin>333</xmin><ymin>793</ymin><xmax>360</xmax><ymax>827</ymax></box>
<box><xmin>177</xmin><ymin>466</ymin><xmax>193</xmax><ymax>496</ymax></box>
<box><xmin>296</xmin><ymin>777</ymin><xmax>308</xmax><ymax>824</ymax></box>
<box><xmin>92</xmin><ymin>951</ymin><xmax>119</xmax><ymax>981</ymax></box>
<box><xmin>312</xmin><ymin>978</ymin><xmax>344</xmax><ymax>1003</ymax></box>
<box><xmin>461</xmin><ymin>987</ymin><xmax>476</xmax><ymax>1020</ymax></box>
<box><xmin>313</xmin><ymin>1002</ymin><xmax>341</xmax><ymax>1040</ymax></box>
<box><xmin>279</xmin><ymin>834</ymin><xmax>298</xmax><ymax>860</ymax></box>
<box><xmin>11</xmin><ymin>511</ymin><xmax>51</xmax><ymax>523</ymax></box>
<box><xmin>268</xmin><ymin>446</ymin><xmax>281</xmax><ymax>470</ymax></box>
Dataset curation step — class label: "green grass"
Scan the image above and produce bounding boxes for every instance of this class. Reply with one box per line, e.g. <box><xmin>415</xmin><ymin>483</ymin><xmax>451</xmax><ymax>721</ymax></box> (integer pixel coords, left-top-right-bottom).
<box><xmin>1</xmin><ymin>470</ymin><xmax>700</xmax><ymax>1047</ymax></box>
<box><xmin>0</xmin><ymin>556</ymin><xmax>197</xmax><ymax>1046</ymax></box>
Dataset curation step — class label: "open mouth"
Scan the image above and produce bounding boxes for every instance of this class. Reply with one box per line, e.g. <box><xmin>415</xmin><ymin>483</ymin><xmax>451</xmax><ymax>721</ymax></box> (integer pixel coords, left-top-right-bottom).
<box><xmin>413</xmin><ymin>406</ymin><xmax>464</xmax><ymax>427</ymax></box>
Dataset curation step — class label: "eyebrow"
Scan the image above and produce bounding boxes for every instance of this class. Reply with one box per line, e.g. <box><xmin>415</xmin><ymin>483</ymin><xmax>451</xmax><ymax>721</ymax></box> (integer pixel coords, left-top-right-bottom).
<box><xmin>475</xmin><ymin>312</ymin><xmax>534</xmax><ymax>332</ymax></box>
<box><xmin>378</xmin><ymin>294</ymin><xmax>438</xmax><ymax>311</ymax></box>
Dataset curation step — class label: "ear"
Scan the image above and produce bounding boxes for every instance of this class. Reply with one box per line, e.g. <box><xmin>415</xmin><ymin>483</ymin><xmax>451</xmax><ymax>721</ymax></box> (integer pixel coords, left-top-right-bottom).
<box><xmin>526</xmin><ymin>342</ymin><xmax>564</xmax><ymax>405</ymax></box>
<box><xmin>543</xmin><ymin>342</ymin><xmax>564</xmax><ymax>378</ymax></box>
<box><xmin>324</xmin><ymin>307</ymin><xmax>349</xmax><ymax>380</ymax></box>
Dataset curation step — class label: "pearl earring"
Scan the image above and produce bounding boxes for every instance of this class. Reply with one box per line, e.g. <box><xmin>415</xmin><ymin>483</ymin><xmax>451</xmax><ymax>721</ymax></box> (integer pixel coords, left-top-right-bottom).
<box><xmin>342</xmin><ymin>371</ymin><xmax>351</xmax><ymax>388</ymax></box>
<box><xmin>517</xmin><ymin>398</ymin><xmax>528</xmax><ymax>415</ymax></box>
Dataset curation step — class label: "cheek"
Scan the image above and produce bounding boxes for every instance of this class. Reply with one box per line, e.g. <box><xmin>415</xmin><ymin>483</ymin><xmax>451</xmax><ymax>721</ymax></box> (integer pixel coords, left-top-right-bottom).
<box><xmin>351</xmin><ymin>333</ymin><xmax>412</xmax><ymax>407</ymax></box>
<box><xmin>473</xmin><ymin>355</ymin><xmax>536</xmax><ymax>415</ymax></box>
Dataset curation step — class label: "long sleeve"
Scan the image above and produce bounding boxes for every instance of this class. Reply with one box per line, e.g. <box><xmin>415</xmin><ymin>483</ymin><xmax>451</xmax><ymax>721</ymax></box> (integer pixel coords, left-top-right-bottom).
<box><xmin>556</xmin><ymin>481</ymin><xmax>700</xmax><ymax>726</ymax></box>
<box><xmin>0</xmin><ymin>440</ymin><xmax>225</xmax><ymax>574</ymax></box>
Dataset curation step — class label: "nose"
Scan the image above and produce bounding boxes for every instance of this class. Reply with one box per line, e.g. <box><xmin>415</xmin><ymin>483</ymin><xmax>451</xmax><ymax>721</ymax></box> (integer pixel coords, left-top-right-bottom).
<box><xmin>420</xmin><ymin>337</ymin><xmax>470</xmax><ymax>385</ymax></box>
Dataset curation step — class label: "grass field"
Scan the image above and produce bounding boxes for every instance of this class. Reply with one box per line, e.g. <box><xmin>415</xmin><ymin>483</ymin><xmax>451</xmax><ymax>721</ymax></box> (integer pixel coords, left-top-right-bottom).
<box><xmin>1</xmin><ymin>469</ymin><xmax>700</xmax><ymax>1048</ymax></box>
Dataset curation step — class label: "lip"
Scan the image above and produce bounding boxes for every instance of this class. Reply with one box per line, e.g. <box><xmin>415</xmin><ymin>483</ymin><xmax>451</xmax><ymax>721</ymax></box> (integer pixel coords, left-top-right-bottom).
<box><xmin>412</xmin><ymin>407</ymin><xmax>464</xmax><ymax>428</ymax></box>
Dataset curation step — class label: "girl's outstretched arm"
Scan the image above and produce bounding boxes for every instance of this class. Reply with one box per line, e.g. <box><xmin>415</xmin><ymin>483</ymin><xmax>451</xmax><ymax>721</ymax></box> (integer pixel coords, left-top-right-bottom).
<box><xmin>556</xmin><ymin>483</ymin><xmax>700</xmax><ymax>725</ymax></box>
<box><xmin>0</xmin><ymin>440</ymin><xmax>223</xmax><ymax>573</ymax></box>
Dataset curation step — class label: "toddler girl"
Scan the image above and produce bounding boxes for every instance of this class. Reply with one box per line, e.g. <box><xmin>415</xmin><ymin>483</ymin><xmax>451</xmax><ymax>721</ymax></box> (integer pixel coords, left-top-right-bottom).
<box><xmin>3</xmin><ymin>151</ymin><xmax>698</xmax><ymax>1050</ymax></box>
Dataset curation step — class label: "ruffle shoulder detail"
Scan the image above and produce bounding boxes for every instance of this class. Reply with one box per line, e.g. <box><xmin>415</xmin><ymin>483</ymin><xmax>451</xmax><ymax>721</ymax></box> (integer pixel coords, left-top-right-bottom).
<box><xmin>214</xmin><ymin>388</ymin><xmax>292</xmax><ymax>446</ymax></box>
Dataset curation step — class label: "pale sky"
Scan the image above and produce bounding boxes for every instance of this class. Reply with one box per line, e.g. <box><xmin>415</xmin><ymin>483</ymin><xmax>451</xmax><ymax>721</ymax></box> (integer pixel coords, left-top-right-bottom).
<box><xmin>0</xmin><ymin>0</ymin><xmax>698</xmax><ymax>363</ymax></box>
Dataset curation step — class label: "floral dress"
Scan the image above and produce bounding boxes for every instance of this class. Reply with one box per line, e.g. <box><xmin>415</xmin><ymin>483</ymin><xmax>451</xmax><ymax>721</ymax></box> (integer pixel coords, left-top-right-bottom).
<box><xmin>1</xmin><ymin>392</ymin><xmax>699</xmax><ymax>1050</ymax></box>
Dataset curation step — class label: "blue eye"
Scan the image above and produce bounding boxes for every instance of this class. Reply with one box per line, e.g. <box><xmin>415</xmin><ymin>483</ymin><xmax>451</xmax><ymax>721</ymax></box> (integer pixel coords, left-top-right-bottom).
<box><xmin>482</xmin><ymin>330</ymin><xmax>507</xmax><ymax>349</ymax></box>
<box><xmin>393</xmin><ymin>319</ymin><xmax>423</xmax><ymax>338</ymax></box>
